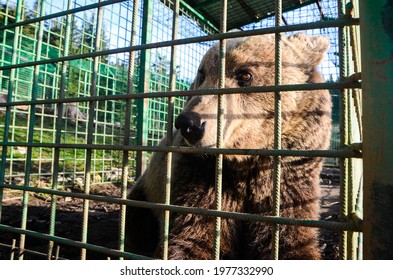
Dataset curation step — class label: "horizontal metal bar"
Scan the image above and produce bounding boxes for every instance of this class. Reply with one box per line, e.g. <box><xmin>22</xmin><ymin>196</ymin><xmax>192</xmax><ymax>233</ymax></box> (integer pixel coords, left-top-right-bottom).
<box><xmin>0</xmin><ymin>17</ymin><xmax>359</xmax><ymax>72</ymax></box>
<box><xmin>0</xmin><ymin>242</ymin><xmax>67</xmax><ymax>260</ymax></box>
<box><xmin>0</xmin><ymin>224</ymin><xmax>151</xmax><ymax>260</ymax></box>
<box><xmin>0</xmin><ymin>0</ymin><xmax>127</xmax><ymax>31</ymax></box>
<box><xmin>0</xmin><ymin>183</ymin><xmax>362</xmax><ymax>232</ymax></box>
<box><xmin>0</xmin><ymin>81</ymin><xmax>361</xmax><ymax>108</ymax></box>
<box><xmin>0</xmin><ymin>142</ymin><xmax>362</xmax><ymax>158</ymax></box>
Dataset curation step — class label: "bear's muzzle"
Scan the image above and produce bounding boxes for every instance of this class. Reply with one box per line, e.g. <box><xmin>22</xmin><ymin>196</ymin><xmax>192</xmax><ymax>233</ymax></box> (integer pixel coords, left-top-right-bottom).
<box><xmin>175</xmin><ymin>111</ymin><xmax>206</xmax><ymax>146</ymax></box>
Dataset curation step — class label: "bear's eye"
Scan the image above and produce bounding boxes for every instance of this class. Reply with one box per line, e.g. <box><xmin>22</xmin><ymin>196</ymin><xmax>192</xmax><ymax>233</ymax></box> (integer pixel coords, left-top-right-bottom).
<box><xmin>236</xmin><ymin>71</ymin><xmax>253</xmax><ymax>87</ymax></box>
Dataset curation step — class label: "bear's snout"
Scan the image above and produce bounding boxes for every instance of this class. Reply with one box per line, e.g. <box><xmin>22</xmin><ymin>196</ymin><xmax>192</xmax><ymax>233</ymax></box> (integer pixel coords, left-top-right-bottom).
<box><xmin>175</xmin><ymin>112</ymin><xmax>206</xmax><ymax>145</ymax></box>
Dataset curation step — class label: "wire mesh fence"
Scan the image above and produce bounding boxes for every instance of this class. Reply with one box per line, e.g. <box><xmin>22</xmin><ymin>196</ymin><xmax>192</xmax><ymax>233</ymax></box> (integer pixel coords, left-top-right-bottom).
<box><xmin>0</xmin><ymin>0</ymin><xmax>363</xmax><ymax>260</ymax></box>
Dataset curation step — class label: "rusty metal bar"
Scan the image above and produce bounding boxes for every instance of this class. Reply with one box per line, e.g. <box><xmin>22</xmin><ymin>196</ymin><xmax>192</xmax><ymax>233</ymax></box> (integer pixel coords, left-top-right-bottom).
<box><xmin>80</xmin><ymin>0</ymin><xmax>104</xmax><ymax>260</ymax></box>
<box><xmin>162</xmin><ymin>0</ymin><xmax>180</xmax><ymax>260</ymax></box>
<box><xmin>118</xmin><ymin>0</ymin><xmax>140</xmax><ymax>259</ymax></box>
<box><xmin>272</xmin><ymin>0</ymin><xmax>283</xmax><ymax>260</ymax></box>
<box><xmin>0</xmin><ymin>81</ymin><xmax>362</xmax><ymax>108</ymax></box>
<box><xmin>0</xmin><ymin>184</ymin><xmax>363</xmax><ymax>232</ymax></box>
<box><xmin>0</xmin><ymin>141</ymin><xmax>362</xmax><ymax>158</ymax></box>
<box><xmin>10</xmin><ymin>239</ymin><xmax>16</xmax><ymax>260</ymax></box>
<box><xmin>48</xmin><ymin>0</ymin><xmax>73</xmax><ymax>259</ymax></box>
<box><xmin>0</xmin><ymin>224</ymin><xmax>151</xmax><ymax>260</ymax></box>
<box><xmin>338</xmin><ymin>0</ymin><xmax>349</xmax><ymax>260</ymax></box>
<box><xmin>212</xmin><ymin>0</ymin><xmax>228</xmax><ymax>260</ymax></box>
<box><xmin>135</xmin><ymin>0</ymin><xmax>153</xmax><ymax>178</ymax></box>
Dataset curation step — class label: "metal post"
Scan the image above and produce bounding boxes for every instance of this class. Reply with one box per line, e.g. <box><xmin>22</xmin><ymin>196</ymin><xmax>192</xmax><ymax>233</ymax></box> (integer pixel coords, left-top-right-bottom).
<box><xmin>136</xmin><ymin>0</ymin><xmax>153</xmax><ymax>178</ymax></box>
<box><xmin>359</xmin><ymin>0</ymin><xmax>393</xmax><ymax>260</ymax></box>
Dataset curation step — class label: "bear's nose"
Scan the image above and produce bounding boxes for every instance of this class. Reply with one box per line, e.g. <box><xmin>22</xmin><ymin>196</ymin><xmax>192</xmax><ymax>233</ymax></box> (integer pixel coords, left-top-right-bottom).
<box><xmin>175</xmin><ymin>112</ymin><xmax>205</xmax><ymax>145</ymax></box>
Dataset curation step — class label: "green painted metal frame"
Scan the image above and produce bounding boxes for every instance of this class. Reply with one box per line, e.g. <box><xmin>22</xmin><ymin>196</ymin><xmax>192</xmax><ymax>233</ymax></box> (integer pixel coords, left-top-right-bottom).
<box><xmin>0</xmin><ymin>1</ymin><xmax>22</xmax><ymax>224</ymax></box>
<box><xmin>0</xmin><ymin>0</ymin><xmax>23</xmax><ymax>259</ymax></box>
<box><xmin>0</xmin><ymin>0</ymin><xmax>137</xmax><ymax>184</ymax></box>
<box><xmin>359</xmin><ymin>0</ymin><xmax>393</xmax><ymax>260</ymax></box>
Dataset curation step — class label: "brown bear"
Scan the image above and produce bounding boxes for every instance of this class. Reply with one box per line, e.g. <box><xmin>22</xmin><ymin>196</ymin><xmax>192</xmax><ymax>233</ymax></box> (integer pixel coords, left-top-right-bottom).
<box><xmin>125</xmin><ymin>33</ymin><xmax>332</xmax><ymax>260</ymax></box>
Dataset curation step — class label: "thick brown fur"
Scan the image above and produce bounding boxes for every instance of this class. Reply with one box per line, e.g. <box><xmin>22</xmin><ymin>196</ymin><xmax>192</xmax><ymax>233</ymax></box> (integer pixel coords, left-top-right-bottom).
<box><xmin>125</xmin><ymin>33</ymin><xmax>332</xmax><ymax>260</ymax></box>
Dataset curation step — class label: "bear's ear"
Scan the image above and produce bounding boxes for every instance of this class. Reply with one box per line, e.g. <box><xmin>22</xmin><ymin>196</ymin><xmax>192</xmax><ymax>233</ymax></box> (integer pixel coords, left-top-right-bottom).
<box><xmin>285</xmin><ymin>33</ymin><xmax>330</xmax><ymax>67</ymax></box>
<box><xmin>189</xmin><ymin>80</ymin><xmax>197</xmax><ymax>90</ymax></box>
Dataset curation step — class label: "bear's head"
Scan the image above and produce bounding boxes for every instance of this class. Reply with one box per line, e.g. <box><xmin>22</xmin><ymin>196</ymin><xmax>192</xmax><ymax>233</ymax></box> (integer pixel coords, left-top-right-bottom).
<box><xmin>174</xmin><ymin>33</ymin><xmax>331</xmax><ymax>161</ymax></box>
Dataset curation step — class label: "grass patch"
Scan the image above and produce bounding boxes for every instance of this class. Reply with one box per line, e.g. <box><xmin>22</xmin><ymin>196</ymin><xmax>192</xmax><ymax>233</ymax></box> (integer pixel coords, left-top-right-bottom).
<box><xmin>0</xmin><ymin>112</ymin><xmax>125</xmax><ymax>176</ymax></box>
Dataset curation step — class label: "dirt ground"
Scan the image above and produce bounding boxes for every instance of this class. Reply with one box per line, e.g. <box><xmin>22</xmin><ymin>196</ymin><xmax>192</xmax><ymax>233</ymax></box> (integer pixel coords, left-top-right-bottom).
<box><xmin>0</xmin><ymin>167</ymin><xmax>340</xmax><ymax>260</ymax></box>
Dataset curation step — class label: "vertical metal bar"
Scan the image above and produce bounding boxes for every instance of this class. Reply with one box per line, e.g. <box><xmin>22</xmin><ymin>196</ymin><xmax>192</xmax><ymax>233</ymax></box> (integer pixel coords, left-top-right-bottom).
<box><xmin>213</xmin><ymin>0</ymin><xmax>227</xmax><ymax>260</ymax></box>
<box><xmin>10</xmin><ymin>239</ymin><xmax>16</xmax><ymax>260</ymax></box>
<box><xmin>54</xmin><ymin>245</ymin><xmax>60</xmax><ymax>260</ymax></box>
<box><xmin>359</xmin><ymin>0</ymin><xmax>393</xmax><ymax>260</ymax></box>
<box><xmin>19</xmin><ymin>0</ymin><xmax>45</xmax><ymax>260</ymax></box>
<box><xmin>355</xmin><ymin>181</ymin><xmax>363</xmax><ymax>260</ymax></box>
<box><xmin>1</xmin><ymin>0</ymin><xmax>25</xmax><ymax>260</ymax></box>
<box><xmin>48</xmin><ymin>0</ymin><xmax>73</xmax><ymax>259</ymax></box>
<box><xmin>162</xmin><ymin>0</ymin><xmax>179</xmax><ymax>260</ymax></box>
<box><xmin>347</xmin><ymin>79</ymin><xmax>355</xmax><ymax>260</ymax></box>
<box><xmin>0</xmin><ymin>0</ymin><xmax>22</xmax><ymax>225</ymax></box>
<box><xmin>81</xmin><ymin>0</ymin><xmax>104</xmax><ymax>260</ymax></box>
<box><xmin>348</xmin><ymin>1</ymin><xmax>363</xmax><ymax>139</ymax></box>
<box><xmin>136</xmin><ymin>0</ymin><xmax>153</xmax><ymax>178</ymax></box>
<box><xmin>346</xmin><ymin>0</ymin><xmax>362</xmax><ymax>259</ymax></box>
<box><xmin>343</xmin><ymin>4</ymin><xmax>355</xmax><ymax>259</ymax></box>
<box><xmin>338</xmin><ymin>0</ymin><xmax>348</xmax><ymax>260</ymax></box>
<box><xmin>119</xmin><ymin>0</ymin><xmax>139</xmax><ymax>259</ymax></box>
<box><xmin>271</xmin><ymin>0</ymin><xmax>282</xmax><ymax>260</ymax></box>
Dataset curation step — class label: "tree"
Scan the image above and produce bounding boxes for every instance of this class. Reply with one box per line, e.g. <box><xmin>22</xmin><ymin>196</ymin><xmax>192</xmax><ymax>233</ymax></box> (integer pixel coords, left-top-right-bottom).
<box><xmin>151</xmin><ymin>52</ymin><xmax>181</xmax><ymax>92</ymax></box>
<box><xmin>0</xmin><ymin>3</ymin><xmax>35</xmax><ymax>43</ymax></box>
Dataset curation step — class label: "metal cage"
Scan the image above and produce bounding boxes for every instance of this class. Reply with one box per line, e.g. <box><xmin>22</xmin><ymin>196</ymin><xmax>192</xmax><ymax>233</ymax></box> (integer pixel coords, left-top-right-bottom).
<box><xmin>0</xmin><ymin>0</ymin><xmax>391</xmax><ymax>260</ymax></box>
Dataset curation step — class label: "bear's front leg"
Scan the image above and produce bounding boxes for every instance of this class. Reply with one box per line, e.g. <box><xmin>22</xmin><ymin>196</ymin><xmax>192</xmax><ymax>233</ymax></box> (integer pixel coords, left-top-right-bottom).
<box><xmin>165</xmin><ymin>213</ymin><xmax>216</xmax><ymax>260</ymax></box>
<box><xmin>125</xmin><ymin>185</ymin><xmax>160</xmax><ymax>258</ymax></box>
<box><xmin>244</xmin><ymin>222</ymin><xmax>321</xmax><ymax>260</ymax></box>
<box><xmin>155</xmin><ymin>212</ymin><xmax>239</xmax><ymax>260</ymax></box>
